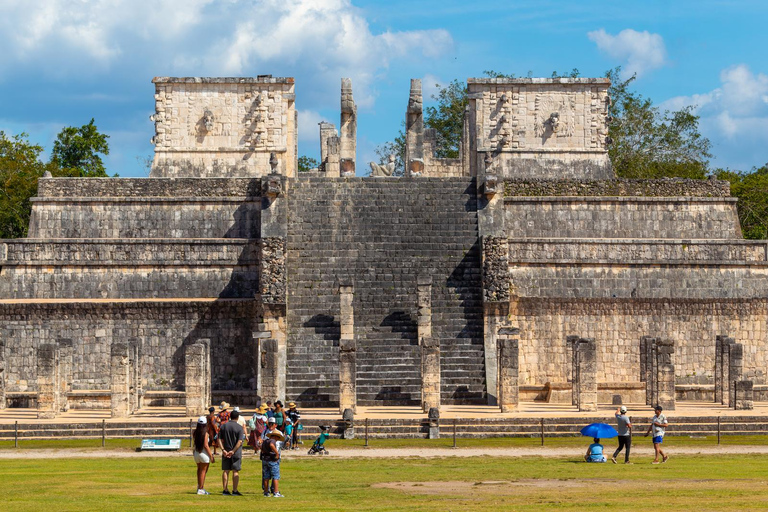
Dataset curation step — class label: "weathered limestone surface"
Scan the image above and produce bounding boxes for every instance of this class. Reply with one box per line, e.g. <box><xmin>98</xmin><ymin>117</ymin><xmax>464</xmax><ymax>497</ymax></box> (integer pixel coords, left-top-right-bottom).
<box><xmin>497</xmin><ymin>328</ymin><xmax>519</xmax><ymax>412</ymax></box>
<box><xmin>405</xmin><ymin>79</ymin><xmax>425</xmax><ymax>177</ymax></box>
<box><xmin>110</xmin><ymin>342</ymin><xmax>131</xmax><ymax>418</ymax></box>
<box><xmin>576</xmin><ymin>338</ymin><xmax>597</xmax><ymax>412</ymax></box>
<box><xmin>150</xmin><ymin>77</ymin><xmax>296</xmax><ymax>177</ymax></box>
<box><xmin>37</xmin><ymin>344</ymin><xmax>59</xmax><ymax>419</ymax></box>
<box><xmin>185</xmin><ymin>341</ymin><xmax>211</xmax><ymax>416</ymax></box>
<box><xmin>419</xmin><ymin>276</ymin><xmax>440</xmax><ymax>412</ymax></box>
<box><xmin>257</xmin><ymin>338</ymin><xmax>280</xmax><ymax>403</ymax></box>
<box><xmin>339</xmin><ymin>78</ymin><xmax>357</xmax><ymax>175</ymax></box>
<box><xmin>735</xmin><ymin>380</ymin><xmax>754</xmax><ymax>410</ymax></box>
<box><xmin>0</xmin><ymin>340</ymin><xmax>5</xmax><ymax>409</ymax></box>
<box><xmin>656</xmin><ymin>339</ymin><xmax>676</xmax><ymax>410</ymax></box>
<box><xmin>338</xmin><ymin>284</ymin><xmax>356</xmax><ymax>413</ymax></box>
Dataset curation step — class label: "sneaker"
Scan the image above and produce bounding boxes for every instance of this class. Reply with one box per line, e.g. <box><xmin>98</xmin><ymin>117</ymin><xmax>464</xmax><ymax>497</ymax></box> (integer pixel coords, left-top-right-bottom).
<box><xmin>611</xmin><ymin>457</ymin><xmax>617</xmax><ymax>464</ymax></box>
<box><xmin>662</xmin><ymin>455</ymin><xmax>669</xmax><ymax>463</ymax></box>
<box><xmin>273</xmin><ymin>492</ymin><xmax>285</xmax><ymax>498</ymax></box>
<box><xmin>197</xmin><ymin>489</ymin><xmax>209</xmax><ymax>495</ymax></box>
<box><xmin>222</xmin><ymin>490</ymin><xmax>231</xmax><ymax>495</ymax></box>
<box><xmin>651</xmin><ymin>461</ymin><xmax>660</xmax><ymax>464</ymax></box>
<box><xmin>624</xmin><ymin>461</ymin><xmax>633</xmax><ymax>464</ymax></box>
<box><xmin>263</xmin><ymin>492</ymin><xmax>271</xmax><ymax>498</ymax></box>
<box><xmin>232</xmin><ymin>490</ymin><xmax>243</xmax><ymax>496</ymax></box>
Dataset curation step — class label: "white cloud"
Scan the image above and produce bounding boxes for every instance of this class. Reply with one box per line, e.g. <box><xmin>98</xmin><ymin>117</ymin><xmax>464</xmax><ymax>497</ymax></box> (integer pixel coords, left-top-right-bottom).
<box><xmin>661</xmin><ymin>64</ymin><xmax>768</xmax><ymax>169</ymax></box>
<box><xmin>0</xmin><ymin>0</ymin><xmax>453</xmax><ymax>110</ymax></box>
<box><xmin>297</xmin><ymin>109</ymin><xmax>328</xmax><ymax>145</ymax></box>
<box><xmin>588</xmin><ymin>28</ymin><xmax>667</xmax><ymax>79</ymax></box>
<box><xmin>422</xmin><ymin>74</ymin><xmax>444</xmax><ymax>100</ymax></box>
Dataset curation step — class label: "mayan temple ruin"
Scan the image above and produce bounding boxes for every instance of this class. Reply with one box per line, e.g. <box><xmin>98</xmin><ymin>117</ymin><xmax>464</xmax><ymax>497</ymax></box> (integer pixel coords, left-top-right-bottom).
<box><xmin>1</xmin><ymin>75</ymin><xmax>766</xmax><ymax>418</ymax></box>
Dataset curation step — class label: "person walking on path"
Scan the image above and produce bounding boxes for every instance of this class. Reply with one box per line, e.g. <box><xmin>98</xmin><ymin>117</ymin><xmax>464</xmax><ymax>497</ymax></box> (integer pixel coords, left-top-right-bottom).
<box><xmin>611</xmin><ymin>405</ymin><xmax>632</xmax><ymax>464</ymax></box>
<box><xmin>218</xmin><ymin>402</ymin><xmax>231</xmax><ymax>427</ymax></box>
<box><xmin>218</xmin><ymin>409</ymin><xmax>246</xmax><ymax>496</ymax></box>
<box><xmin>193</xmin><ymin>415</ymin><xmax>214</xmax><ymax>495</ymax></box>
<box><xmin>249</xmin><ymin>404</ymin><xmax>268</xmax><ymax>453</ymax></box>
<box><xmin>261</xmin><ymin>422</ymin><xmax>285</xmax><ymax>497</ymax></box>
<box><xmin>206</xmin><ymin>406</ymin><xmax>220</xmax><ymax>456</ymax></box>
<box><xmin>645</xmin><ymin>405</ymin><xmax>669</xmax><ymax>464</ymax></box>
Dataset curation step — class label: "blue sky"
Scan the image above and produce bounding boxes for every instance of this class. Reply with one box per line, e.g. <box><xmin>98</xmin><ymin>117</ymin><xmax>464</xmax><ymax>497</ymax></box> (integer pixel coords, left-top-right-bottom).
<box><xmin>1</xmin><ymin>0</ymin><xmax>766</xmax><ymax>177</ymax></box>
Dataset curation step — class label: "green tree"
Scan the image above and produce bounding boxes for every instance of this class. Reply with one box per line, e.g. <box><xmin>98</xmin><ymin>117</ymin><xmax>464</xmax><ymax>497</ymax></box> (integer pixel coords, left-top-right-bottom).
<box><xmin>297</xmin><ymin>155</ymin><xmax>319</xmax><ymax>172</ymax></box>
<box><xmin>0</xmin><ymin>132</ymin><xmax>57</xmax><ymax>238</ymax></box>
<box><xmin>51</xmin><ymin>118</ymin><xmax>110</xmax><ymax>177</ymax></box>
<box><xmin>373</xmin><ymin>129</ymin><xmax>406</xmax><ymax>176</ymax></box>
<box><xmin>424</xmin><ymin>79</ymin><xmax>468</xmax><ymax>159</ymax></box>
<box><xmin>606</xmin><ymin>68</ymin><xmax>711</xmax><ymax>179</ymax></box>
<box><xmin>716</xmin><ymin>164</ymin><xmax>768</xmax><ymax>239</ymax></box>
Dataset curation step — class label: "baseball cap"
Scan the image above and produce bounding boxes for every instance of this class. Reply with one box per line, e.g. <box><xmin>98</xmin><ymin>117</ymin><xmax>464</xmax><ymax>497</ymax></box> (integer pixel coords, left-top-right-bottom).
<box><xmin>233</xmin><ymin>406</ymin><xmax>240</xmax><ymax>412</ymax></box>
<box><xmin>620</xmin><ymin>406</ymin><xmax>627</xmax><ymax>413</ymax></box>
<box><xmin>267</xmin><ymin>417</ymin><xmax>277</xmax><ymax>423</ymax></box>
<box><xmin>197</xmin><ymin>416</ymin><xmax>207</xmax><ymax>425</ymax></box>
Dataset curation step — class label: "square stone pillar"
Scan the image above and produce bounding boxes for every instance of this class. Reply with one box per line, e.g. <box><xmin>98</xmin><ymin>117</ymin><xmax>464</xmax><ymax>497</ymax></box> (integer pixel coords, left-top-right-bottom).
<box><xmin>319</xmin><ymin>121</ymin><xmax>337</xmax><ymax>173</ymax></box>
<box><xmin>37</xmin><ymin>344</ymin><xmax>59</xmax><ymax>419</ymax></box>
<box><xmin>339</xmin><ymin>78</ymin><xmax>357</xmax><ymax>175</ymax></box>
<box><xmin>338</xmin><ymin>283</ymin><xmax>356</xmax><ymax>413</ymax></box>
<box><xmin>257</xmin><ymin>338</ymin><xmax>280</xmax><ymax>403</ymax></box>
<box><xmin>655</xmin><ymin>339</ymin><xmax>676</xmax><ymax>411</ymax></box>
<box><xmin>405</xmin><ymin>78</ymin><xmax>425</xmax><ymax>177</ymax></box>
<box><xmin>576</xmin><ymin>338</ymin><xmax>597</xmax><ymax>412</ymax></box>
<box><xmin>566</xmin><ymin>335</ymin><xmax>580</xmax><ymax>406</ymax></box>
<box><xmin>643</xmin><ymin>336</ymin><xmax>659</xmax><ymax>406</ymax></box>
<box><xmin>110</xmin><ymin>342</ymin><xmax>131</xmax><ymax>418</ymax></box>
<box><xmin>720</xmin><ymin>337</ymin><xmax>737</xmax><ymax>406</ymax></box>
<box><xmin>640</xmin><ymin>336</ymin><xmax>653</xmax><ymax>404</ymax></box>
<box><xmin>418</xmin><ymin>276</ymin><xmax>440</xmax><ymax>412</ymax></box>
<box><xmin>128</xmin><ymin>340</ymin><xmax>143</xmax><ymax>413</ymax></box>
<box><xmin>57</xmin><ymin>339</ymin><xmax>73</xmax><ymax>413</ymax></box>
<box><xmin>727</xmin><ymin>342</ymin><xmax>743</xmax><ymax>408</ymax></box>
<box><xmin>497</xmin><ymin>327</ymin><xmax>520</xmax><ymax>413</ymax></box>
<box><xmin>734</xmin><ymin>380</ymin><xmax>754</xmax><ymax>410</ymax></box>
<box><xmin>0</xmin><ymin>339</ymin><xmax>6</xmax><ymax>410</ymax></box>
<box><xmin>714</xmin><ymin>334</ymin><xmax>726</xmax><ymax>403</ymax></box>
<box><xmin>185</xmin><ymin>341</ymin><xmax>210</xmax><ymax>416</ymax></box>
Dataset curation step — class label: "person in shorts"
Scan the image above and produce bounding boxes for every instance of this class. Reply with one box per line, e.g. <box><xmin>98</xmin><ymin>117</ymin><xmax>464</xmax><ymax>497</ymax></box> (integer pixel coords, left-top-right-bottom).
<box><xmin>261</xmin><ymin>426</ymin><xmax>285</xmax><ymax>497</ymax></box>
<box><xmin>218</xmin><ymin>409</ymin><xmax>246</xmax><ymax>495</ymax></box>
<box><xmin>192</xmin><ymin>415</ymin><xmax>214</xmax><ymax>495</ymax></box>
<box><xmin>644</xmin><ymin>405</ymin><xmax>669</xmax><ymax>464</ymax></box>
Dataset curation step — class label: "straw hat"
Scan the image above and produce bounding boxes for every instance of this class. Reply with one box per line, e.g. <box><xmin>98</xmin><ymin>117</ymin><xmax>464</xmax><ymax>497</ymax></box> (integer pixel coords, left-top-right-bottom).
<box><xmin>219</xmin><ymin>401</ymin><xmax>230</xmax><ymax>410</ymax></box>
<box><xmin>267</xmin><ymin>429</ymin><xmax>285</xmax><ymax>441</ymax></box>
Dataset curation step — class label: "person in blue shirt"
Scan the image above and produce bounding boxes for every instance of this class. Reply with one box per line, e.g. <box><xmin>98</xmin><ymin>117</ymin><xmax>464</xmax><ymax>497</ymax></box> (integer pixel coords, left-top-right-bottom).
<box><xmin>585</xmin><ymin>437</ymin><xmax>607</xmax><ymax>462</ymax></box>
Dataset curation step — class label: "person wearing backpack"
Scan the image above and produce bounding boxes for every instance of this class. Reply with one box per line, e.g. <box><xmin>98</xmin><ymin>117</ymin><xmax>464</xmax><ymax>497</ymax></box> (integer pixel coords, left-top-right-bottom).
<box><xmin>249</xmin><ymin>404</ymin><xmax>268</xmax><ymax>453</ymax></box>
<box><xmin>260</xmin><ymin>425</ymin><xmax>285</xmax><ymax>498</ymax></box>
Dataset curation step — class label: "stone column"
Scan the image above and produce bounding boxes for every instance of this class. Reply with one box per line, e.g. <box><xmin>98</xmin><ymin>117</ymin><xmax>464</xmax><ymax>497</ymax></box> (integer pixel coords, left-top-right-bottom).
<box><xmin>418</xmin><ymin>276</ymin><xmax>440</xmax><ymax>412</ymax></box>
<box><xmin>185</xmin><ymin>342</ymin><xmax>210</xmax><ymax>416</ymax></box>
<box><xmin>110</xmin><ymin>342</ymin><xmax>131</xmax><ymax>418</ymax></box>
<box><xmin>566</xmin><ymin>335</ymin><xmax>580</xmax><ymax>407</ymax></box>
<box><xmin>721</xmin><ymin>337</ymin><xmax>736</xmax><ymax>406</ymax></box>
<box><xmin>497</xmin><ymin>327</ymin><xmax>519</xmax><ymax>412</ymax></box>
<box><xmin>405</xmin><ymin>78</ymin><xmax>425</xmax><ymax>177</ymax></box>
<box><xmin>339</xmin><ymin>78</ymin><xmax>357</xmax><ymax>175</ymax></box>
<box><xmin>576</xmin><ymin>338</ymin><xmax>597</xmax><ymax>412</ymax></box>
<box><xmin>734</xmin><ymin>380</ymin><xmax>754</xmax><ymax>410</ymax></box>
<box><xmin>257</xmin><ymin>337</ymin><xmax>280</xmax><ymax>403</ymax></box>
<box><xmin>319</xmin><ymin>121</ymin><xmax>337</xmax><ymax>173</ymax></box>
<box><xmin>655</xmin><ymin>339</ymin><xmax>676</xmax><ymax>411</ymax></box>
<box><xmin>325</xmin><ymin>136</ymin><xmax>340</xmax><ymax>177</ymax></box>
<box><xmin>129</xmin><ymin>340</ymin><xmax>143</xmax><ymax>413</ymax></box>
<box><xmin>714</xmin><ymin>334</ymin><xmax>725</xmax><ymax>403</ymax></box>
<box><xmin>57</xmin><ymin>339</ymin><xmax>73</xmax><ymax>413</ymax></box>
<box><xmin>727</xmin><ymin>342</ymin><xmax>743</xmax><ymax>408</ymax></box>
<box><xmin>0</xmin><ymin>339</ymin><xmax>7</xmax><ymax>410</ymax></box>
<box><xmin>338</xmin><ymin>283</ymin><xmax>356</xmax><ymax>413</ymax></box>
<box><xmin>644</xmin><ymin>336</ymin><xmax>658</xmax><ymax>406</ymax></box>
<box><xmin>37</xmin><ymin>344</ymin><xmax>59</xmax><ymax>419</ymax></box>
<box><xmin>260</xmin><ymin>171</ymin><xmax>288</xmax><ymax>400</ymax></box>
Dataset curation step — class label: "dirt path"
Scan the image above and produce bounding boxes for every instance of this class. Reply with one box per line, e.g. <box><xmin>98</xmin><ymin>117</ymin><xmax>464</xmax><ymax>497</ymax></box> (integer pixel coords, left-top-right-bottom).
<box><xmin>1</xmin><ymin>444</ymin><xmax>767</xmax><ymax>459</ymax></box>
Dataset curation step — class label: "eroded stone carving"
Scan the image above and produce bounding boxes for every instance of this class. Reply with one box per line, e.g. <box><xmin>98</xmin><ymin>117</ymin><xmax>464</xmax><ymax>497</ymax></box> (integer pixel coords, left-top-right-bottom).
<box><xmin>369</xmin><ymin>155</ymin><xmax>396</xmax><ymax>177</ymax></box>
<box><xmin>202</xmin><ymin>110</ymin><xmax>215</xmax><ymax>133</ymax></box>
<box><xmin>534</xmin><ymin>95</ymin><xmax>575</xmax><ymax>138</ymax></box>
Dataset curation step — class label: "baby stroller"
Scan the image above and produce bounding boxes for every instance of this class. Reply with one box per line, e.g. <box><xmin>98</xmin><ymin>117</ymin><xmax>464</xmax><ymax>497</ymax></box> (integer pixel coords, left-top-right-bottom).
<box><xmin>307</xmin><ymin>425</ymin><xmax>331</xmax><ymax>455</ymax></box>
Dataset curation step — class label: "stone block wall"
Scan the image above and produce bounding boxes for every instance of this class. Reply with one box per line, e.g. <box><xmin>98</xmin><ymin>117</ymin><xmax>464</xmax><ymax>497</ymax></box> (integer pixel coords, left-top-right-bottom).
<box><xmin>0</xmin><ymin>240</ymin><xmax>258</xmax><ymax>299</ymax></box>
<box><xmin>509</xmin><ymin>298</ymin><xmax>768</xmax><ymax>386</ymax></box>
<box><xmin>285</xmin><ymin>177</ymin><xmax>485</xmax><ymax>407</ymax></box>
<box><xmin>0</xmin><ymin>301</ymin><xmax>258</xmax><ymax>398</ymax></box>
<box><xmin>504</xmin><ymin>197</ymin><xmax>741</xmax><ymax>239</ymax></box>
<box><xmin>150</xmin><ymin>77</ymin><xmax>296</xmax><ymax>177</ymax></box>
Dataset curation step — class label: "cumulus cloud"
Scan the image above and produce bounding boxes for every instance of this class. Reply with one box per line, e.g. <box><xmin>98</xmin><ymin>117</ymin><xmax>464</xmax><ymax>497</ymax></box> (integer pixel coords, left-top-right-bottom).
<box><xmin>588</xmin><ymin>28</ymin><xmax>667</xmax><ymax>79</ymax></box>
<box><xmin>661</xmin><ymin>65</ymin><xmax>768</xmax><ymax>169</ymax></box>
<box><xmin>0</xmin><ymin>0</ymin><xmax>453</xmax><ymax>109</ymax></box>
<box><xmin>422</xmin><ymin>74</ymin><xmax>444</xmax><ymax>99</ymax></box>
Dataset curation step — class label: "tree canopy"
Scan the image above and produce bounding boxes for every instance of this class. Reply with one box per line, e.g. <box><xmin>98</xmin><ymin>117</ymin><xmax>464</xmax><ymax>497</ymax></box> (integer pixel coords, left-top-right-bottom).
<box><xmin>715</xmin><ymin>164</ymin><xmax>768</xmax><ymax>239</ymax></box>
<box><xmin>1</xmin><ymin>120</ymin><xmax>112</xmax><ymax>239</ymax></box>
<box><xmin>51</xmin><ymin>118</ymin><xmax>110</xmax><ymax>177</ymax></box>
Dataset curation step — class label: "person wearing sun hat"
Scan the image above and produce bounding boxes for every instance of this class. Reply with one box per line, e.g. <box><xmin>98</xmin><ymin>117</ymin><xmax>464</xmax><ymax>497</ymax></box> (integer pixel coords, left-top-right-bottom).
<box><xmin>248</xmin><ymin>404</ymin><xmax>269</xmax><ymax>452</ymax></box>
<box><xmin>260</xmin><ymin>419</ymin><xmax>286</xmax><ymax>497</ymax></box>
<box><xmin>217</xmin><ymin>402</ymin><xmax>231</xmax><ymax>427</ymax></box>
<box><xmin>287</xmin><ymin>402</ymin><xmax>302</xmax><ymax>449</ymax></box>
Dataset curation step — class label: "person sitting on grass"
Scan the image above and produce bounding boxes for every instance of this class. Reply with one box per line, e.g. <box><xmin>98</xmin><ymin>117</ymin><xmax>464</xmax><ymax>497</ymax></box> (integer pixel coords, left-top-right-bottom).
<box><xmin>585</xmin><ymin>437</ymin><xmax>607</xmax><ymax>462</ymax></box>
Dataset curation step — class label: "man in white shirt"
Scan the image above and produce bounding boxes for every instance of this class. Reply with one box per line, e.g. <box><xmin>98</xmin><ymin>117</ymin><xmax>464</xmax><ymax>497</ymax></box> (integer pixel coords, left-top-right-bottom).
<box><xmin>644</xmin><ymin>405</ymin><xmax>669</xmax><ymax>464</ymax></box>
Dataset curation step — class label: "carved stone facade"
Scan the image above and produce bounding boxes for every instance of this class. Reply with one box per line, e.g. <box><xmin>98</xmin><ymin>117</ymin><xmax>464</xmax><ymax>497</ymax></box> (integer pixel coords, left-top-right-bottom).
<box><xmin>151</xmin><ymin>77</ymin><xmax>296</xmax><ymax>177</ymax></box>
<box><xmin>2</xmin><ymin>75</ymin><xmax>768</xmax><ymax>415</ymax></box>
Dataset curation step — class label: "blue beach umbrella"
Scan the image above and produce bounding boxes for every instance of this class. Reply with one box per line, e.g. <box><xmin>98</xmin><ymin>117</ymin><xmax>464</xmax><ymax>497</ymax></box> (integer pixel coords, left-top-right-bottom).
<box><xmin>580</xmin><ymin>423</ymin><xmax>618</xmax><ymax>439</ymax></box>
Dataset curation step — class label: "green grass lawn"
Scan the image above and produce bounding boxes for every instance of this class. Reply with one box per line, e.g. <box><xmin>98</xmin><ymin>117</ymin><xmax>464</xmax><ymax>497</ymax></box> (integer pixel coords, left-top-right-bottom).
<box><xmin>2</xmin><ymin>453</ymin><xmax>768</xmax><ymax>511</ymax></box>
